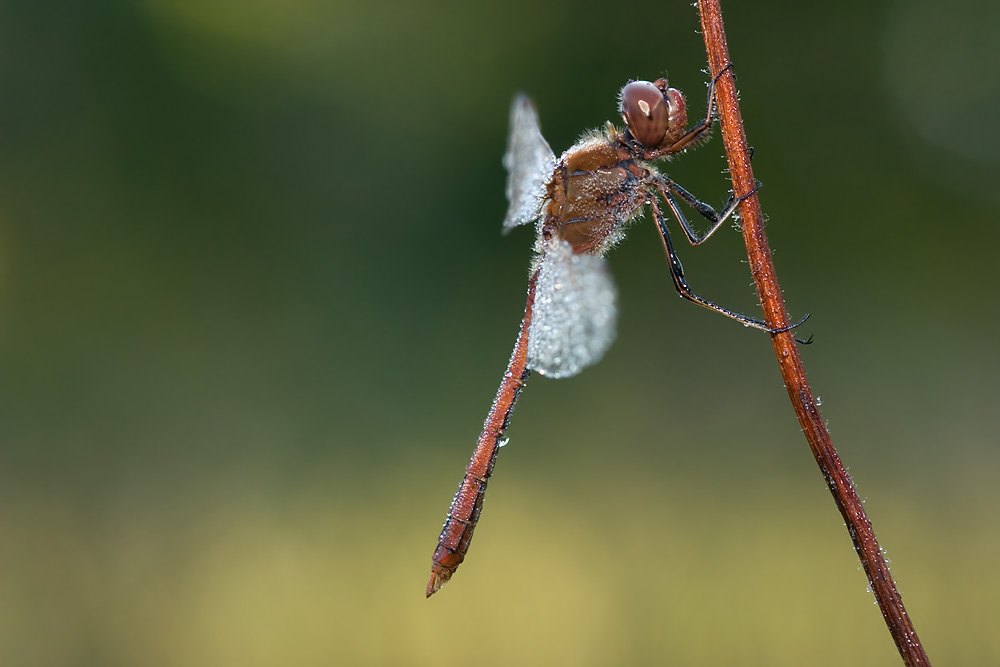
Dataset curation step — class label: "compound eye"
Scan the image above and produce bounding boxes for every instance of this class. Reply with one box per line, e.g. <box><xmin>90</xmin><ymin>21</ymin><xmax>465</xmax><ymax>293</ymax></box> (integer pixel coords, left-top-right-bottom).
<box><xmin>620</xmin><ymin>80</ymin><xmax>669</xmax><ymax>148</ymax></box>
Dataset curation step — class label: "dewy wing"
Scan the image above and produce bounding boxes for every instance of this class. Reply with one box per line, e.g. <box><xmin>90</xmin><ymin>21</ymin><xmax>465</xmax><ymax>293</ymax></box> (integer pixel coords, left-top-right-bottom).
<box><xmin>527</xmin><ymin>237</ymin><xmax>616</xmax><ymax>378</ymax></box>
<box><xmin>502</xmin><ymin>95</ymin><xmax>555</xmax><ymax>231</ymax></box>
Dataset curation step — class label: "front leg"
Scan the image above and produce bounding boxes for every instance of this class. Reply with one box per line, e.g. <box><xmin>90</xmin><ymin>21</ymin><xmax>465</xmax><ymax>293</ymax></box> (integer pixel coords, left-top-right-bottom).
<box><xmin>642</xmin><ymin>63</ymin><xmax>733</xmax><ymax>160</ymax></box>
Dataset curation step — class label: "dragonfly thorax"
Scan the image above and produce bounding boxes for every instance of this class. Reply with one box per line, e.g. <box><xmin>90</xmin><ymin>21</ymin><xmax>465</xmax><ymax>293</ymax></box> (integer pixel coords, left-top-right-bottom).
<box><xmin>543</xmin><ymin>132</ymin><xmax>650</xmax><ymax>256</ymax></box>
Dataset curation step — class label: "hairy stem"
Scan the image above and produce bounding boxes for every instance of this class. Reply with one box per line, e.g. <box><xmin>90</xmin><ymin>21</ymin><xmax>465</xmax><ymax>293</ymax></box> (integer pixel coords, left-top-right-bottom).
<box><xmin>696</xmin><ymin>2</ymin><xmax>931</xmax><ymax>665</ymax></box>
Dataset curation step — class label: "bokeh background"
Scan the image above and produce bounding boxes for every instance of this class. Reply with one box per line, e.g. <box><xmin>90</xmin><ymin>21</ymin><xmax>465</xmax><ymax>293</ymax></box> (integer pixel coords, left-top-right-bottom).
<box><xmin>1</xmin><ymin>0</ymin><xmax>998</xmax><ymax>664</ymax></box>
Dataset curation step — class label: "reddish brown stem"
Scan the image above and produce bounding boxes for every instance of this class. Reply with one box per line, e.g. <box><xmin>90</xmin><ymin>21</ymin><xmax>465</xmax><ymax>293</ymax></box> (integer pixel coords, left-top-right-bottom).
<box><xmin>696</xmin><ymin>2</ymin><xmax>930</xmax><ymax>665</ymax></box>
<box><xmin>426</xmin><ymin>270</ymin><xmax>538</xmax><ymax>597</ymax></box>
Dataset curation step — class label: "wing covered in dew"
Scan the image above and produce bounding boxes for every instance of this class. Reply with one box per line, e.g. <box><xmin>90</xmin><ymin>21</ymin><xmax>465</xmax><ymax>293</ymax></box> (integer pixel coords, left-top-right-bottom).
<box><xmin>502</xmin><ymin>95</ymin><xmax>556</xmax><ymax>231</ymax></box>
<box><xmin>527</xmin><ymin>238</ymin><xmax>617</xmax><ymax>379</ymax></box>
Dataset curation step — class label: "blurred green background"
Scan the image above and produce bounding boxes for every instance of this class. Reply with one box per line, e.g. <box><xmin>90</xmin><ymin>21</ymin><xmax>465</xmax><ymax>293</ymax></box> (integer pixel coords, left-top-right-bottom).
<box><xmin>1</xmin><ymin>0</ymin><xmax>998</xmax><ymax>664</ymax></box>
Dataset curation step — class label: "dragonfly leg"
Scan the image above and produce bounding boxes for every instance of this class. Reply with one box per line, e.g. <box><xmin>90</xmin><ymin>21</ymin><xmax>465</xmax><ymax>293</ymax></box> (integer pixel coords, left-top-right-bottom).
<box><xmin>649</xmin><ymin>176</ymin><xmax>760</xmax><ymax>246</ymax></box>
<box><xmin>647</xmin><ymin>194</ymin><xmax>807</xmax><ymax>335</ymax></box>
<box><xmin>662</xmin><ymin>63</ymin><xmax>735</xmax><ymax>155</ymax></box>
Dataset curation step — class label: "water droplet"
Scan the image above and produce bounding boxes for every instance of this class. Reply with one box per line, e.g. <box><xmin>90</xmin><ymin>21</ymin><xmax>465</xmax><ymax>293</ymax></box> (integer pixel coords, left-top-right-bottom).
<box><xmin>498</xmin><ymin>437</ymin><xmax>510</xmax><ymax>448</ymax></box>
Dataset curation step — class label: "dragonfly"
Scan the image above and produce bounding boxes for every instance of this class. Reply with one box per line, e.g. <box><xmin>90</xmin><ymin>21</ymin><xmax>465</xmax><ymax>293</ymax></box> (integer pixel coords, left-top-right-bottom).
<box><xmin>426</xmin><ymin>68</ymin><xmax>806</xmax><ymax>597</ymax></box>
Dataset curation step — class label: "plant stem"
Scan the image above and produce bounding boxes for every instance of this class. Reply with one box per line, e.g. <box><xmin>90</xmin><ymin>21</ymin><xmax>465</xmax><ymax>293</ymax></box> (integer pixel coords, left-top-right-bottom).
<box><xmin>695</xmin><ymin>2</ymin><xmax>930</xmax><ymax>665</ymax></box>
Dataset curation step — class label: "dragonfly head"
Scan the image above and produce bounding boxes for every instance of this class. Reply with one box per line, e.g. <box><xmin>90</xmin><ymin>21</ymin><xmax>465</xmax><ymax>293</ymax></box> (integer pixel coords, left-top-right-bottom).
<box><xmin>619</xmin><ymin>79</ymin><xmax>687</xmax><ymax>150</ymax></box>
